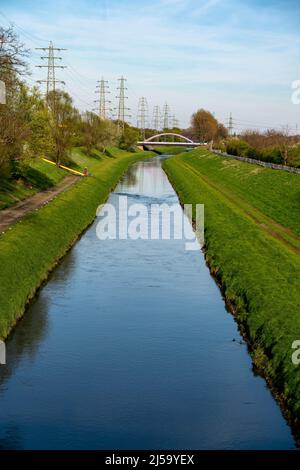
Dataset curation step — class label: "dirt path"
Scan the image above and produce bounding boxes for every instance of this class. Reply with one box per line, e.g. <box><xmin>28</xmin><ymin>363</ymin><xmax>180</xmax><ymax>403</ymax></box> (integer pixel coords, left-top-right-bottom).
<box><xmin>0</xmin><ymin>175</ymin><xmax>79</xmax><ymax>233</ymax></box>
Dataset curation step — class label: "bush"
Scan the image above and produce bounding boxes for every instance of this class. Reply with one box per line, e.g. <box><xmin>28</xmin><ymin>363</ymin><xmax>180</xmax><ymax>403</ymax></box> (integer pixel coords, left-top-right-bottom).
<box><xmin>261</xmin><ymin>146</ymin><xmax>283</xmax><ymax>164</ymax></box>
<box><xmin>226</xmin><ymin>140</ymin><xmax>284</xmax><ymax>164</ymax></box>
<box><xmin>289</xmin><ymin>145</ymin><xmax>300</xmax><ymax>167</ymax></box>
<box><xmin>244</xmin><ymin>146</ymin><xmax>262</xmax><ymax>160</ymax></box>
<box><xmin>226</xmin><ymin>139</ymin><xmax>252</xmax><ymax>157</ymax></box>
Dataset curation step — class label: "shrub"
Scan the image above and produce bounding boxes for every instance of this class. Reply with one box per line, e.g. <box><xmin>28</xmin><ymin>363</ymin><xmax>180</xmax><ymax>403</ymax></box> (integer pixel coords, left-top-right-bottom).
<box><xmin>260</xmin><ymin>146</ymin><xmax>282</xmax><ymax>164</ymax></box>
<box><xmin>226</xmin><ymin>139</ymin><xmax>252</xmax><ymax>157</ymax></box>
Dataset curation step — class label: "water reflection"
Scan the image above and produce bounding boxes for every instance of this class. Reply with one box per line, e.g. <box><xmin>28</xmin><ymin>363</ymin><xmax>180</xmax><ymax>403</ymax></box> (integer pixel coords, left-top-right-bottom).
<box><xmin>0</xmin><ymin>250</ymin><xmax>76</xmax><ymax>390</ymax></box>
<box><xmin>118</xmin><ymin>159</ymin><xmax>172</xmax><ymax>198</ymax></box>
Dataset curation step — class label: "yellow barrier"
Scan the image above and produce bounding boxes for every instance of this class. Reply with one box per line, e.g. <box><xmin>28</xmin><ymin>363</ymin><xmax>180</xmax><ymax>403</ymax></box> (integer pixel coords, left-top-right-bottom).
<box><xmin>41</xmin><ymin>158</ymin><xmax>85</xmax><ymax>177</ymax></box>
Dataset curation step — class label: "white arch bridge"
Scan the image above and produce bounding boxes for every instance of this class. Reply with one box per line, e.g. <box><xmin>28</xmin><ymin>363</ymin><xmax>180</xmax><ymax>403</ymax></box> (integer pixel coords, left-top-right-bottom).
<box><xmin>137</xmin><ymin>133</ymin><xmax>205</xmax><ymax>148</ymax></box>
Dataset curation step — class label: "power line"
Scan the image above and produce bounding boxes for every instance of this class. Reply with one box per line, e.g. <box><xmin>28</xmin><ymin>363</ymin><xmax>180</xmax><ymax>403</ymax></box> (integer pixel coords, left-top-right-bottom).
<box><xmin>64</xmin><ymin>67</ymin><xmax>93</xmax><ymax>94</ymax></box>
<box><xmin>64</xmin><ymin>61</ymin><xmax>92</xmax><ymax>84</ymax></box>
<box><xmin>64</xmin><ymin>84</ymin><xmax>94</xmax><ymax>109</ymax></box>
<box><xmin>35</xmin><ymin>41</ymin><xmax>67</xmax><ymax>112</ymax></box>
<box><xmin>0</xmin><ymin>10</ymin><xmax>49</xmax><ymax>45</ymax></box>
<box><xmin>220</xmin><ymin>114</ymin><xmax>299</xmax><ymax>132</ymax></box>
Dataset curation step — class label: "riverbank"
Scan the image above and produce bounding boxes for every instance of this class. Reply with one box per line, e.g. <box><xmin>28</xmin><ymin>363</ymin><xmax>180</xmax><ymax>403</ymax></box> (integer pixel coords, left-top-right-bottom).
<box><xmin>162</xmin><ymin>148</ymin><xmax>300</xmax><ymax>441</ymax></box>
<box><xmin>0</xmin><ymin>158</ymin><xmax>67</xmax><ymax>210</ymax></box>
<box><xmin>0</xmin><ymin>174</ymin><xmax>78</xmax><ymax>233</ymax></box>
<box><xmin>0</xmin><ymin>147</ymin><xmax>154</xmax><ymax>340</ymax></box>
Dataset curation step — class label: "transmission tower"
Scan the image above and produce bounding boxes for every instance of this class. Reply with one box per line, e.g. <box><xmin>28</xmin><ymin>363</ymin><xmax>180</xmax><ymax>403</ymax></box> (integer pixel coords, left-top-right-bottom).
<box><xmin>228</xmin><ymin>112</ymin><xmax>234</xmax><ymax>136</ymax></box>
<box><xmin>116</xmin><ymin>76</ymin><xmax>130</xmax><ymax>132</ymax></box>
<box><xmin>36</xmin><ymin>41</ymin><xmax>67</xmax><ymax>112</ymax></box>
<box><xmin>172</xmin><ymin>113</ymin><xmax>179</xmax><ymax>129</ymax></box>
<box><xmin>95</xmin><ymin>77</ymin><xmax>111</xmax><ymax>119</ymax></box>
<box><xmin>152</xmin><ymin>106</ymin><xmax>161</xmax><ymax>131</ymax></box>
<box><xmin>162</xmin><ymin>103</ymin><xmax>171</xmax><ymax>130</ymax></box>
<box><xmin>137</xmin><ymin>97</ymin><xmax>149</xmax><ymax>139</ymax></box>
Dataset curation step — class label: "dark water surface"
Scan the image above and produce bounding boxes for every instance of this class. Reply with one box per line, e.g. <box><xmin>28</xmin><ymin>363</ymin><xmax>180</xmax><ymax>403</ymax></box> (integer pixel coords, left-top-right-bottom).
<box><xmin>0</xmin><ymin>157</ymin><xmax>295</xmax><ymax>449</ymax></box>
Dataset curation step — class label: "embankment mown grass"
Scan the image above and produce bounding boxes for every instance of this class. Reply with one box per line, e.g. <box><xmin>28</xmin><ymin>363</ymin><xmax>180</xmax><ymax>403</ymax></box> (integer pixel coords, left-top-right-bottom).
<box><xmin>192</xmin><ymin>149</ymin><xmax>300</xmax><ymax>237</ymax></box>
<box><xmin>0</xmin><ymin>160</ymin><xmax>66</xmax><ymax>210</ymax></box>
<box><xmin>163</xmin><ymin>148</ymin><xmax>300</xmax><ymax>437</ymax></box>
<box><xmin>0</xmin><ymin>147</ymin><xmax>154</xmax><ymax>339</ymax></box>
<box><xmin>155</xmin><ymin>146</ymin><xmax>189</xmax><ymax>155</ymax></box>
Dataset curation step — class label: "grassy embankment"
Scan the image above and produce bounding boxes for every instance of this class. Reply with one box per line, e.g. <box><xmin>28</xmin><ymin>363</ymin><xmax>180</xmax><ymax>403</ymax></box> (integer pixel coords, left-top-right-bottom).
<box><xmin>163</xmin><ymin>148</ymin><xmax>300</xmax><ymax>436</ymax></box>
<box><xmin>0</xmin><ymin>159</ymin><xmax>67</xmax><ymax>210</ymax></box>
<box><xmin>155</xmin><ymin>146</ymin><xmax>189</xmax><ymax>155</ymax></box>
<box><xmin>0</xmin><ymin>147</ymin><xmax>154</xmax><ymax>339</ymax></box>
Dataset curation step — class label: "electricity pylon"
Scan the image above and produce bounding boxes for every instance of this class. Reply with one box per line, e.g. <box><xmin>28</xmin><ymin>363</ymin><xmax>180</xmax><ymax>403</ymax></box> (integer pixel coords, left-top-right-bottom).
<box><xmin>137</xmin><ymin>97</ymin><xmax>149</xmax><ymax>139</ymax></box>
<box><xmin>152</xmin><ymin>106</ymin><xmax>161</xmax><ymax>131</ymax></box>
<box><xmin>228</xmin><ymin>112</ymin><xmax>234</xmax><ymax>136</ymax></box>
<box><xmin>36</xmin><ymin>41</ymin><xmax>67</xmax><ymax>113</ymax></box>
<box><xmin>116</xmin><ymin>76</ymin><xmax>130</xmax><ymax>132</ymax></box>
<box><xmin>162</xmin><ymin>102</ymin><xmax>171</xmax><ymax>129</ymax></box>
<box><xmin>172</xmin><ymin>113</ymin><xmax>179</xmax><ymax>129</ymax></box>
<box><xmin>95</xmin><ymin>78</ymin><xmax>111</xmax><ymax>119</ymax></box>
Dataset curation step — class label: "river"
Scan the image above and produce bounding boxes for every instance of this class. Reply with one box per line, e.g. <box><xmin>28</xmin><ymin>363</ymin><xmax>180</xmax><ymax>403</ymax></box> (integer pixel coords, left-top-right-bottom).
<box><xmin>0</xmin><ymin>156</ymin><xmax>295</xmax><ymax>449</ymax></box>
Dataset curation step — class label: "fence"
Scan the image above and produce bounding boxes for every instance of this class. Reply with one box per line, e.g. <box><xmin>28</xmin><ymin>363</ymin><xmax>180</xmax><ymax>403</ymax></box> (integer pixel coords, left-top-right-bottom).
<box><xmin>213</xmin><ymin>150</ymin><xmax>300</xmax><ymax>174</ymax></box>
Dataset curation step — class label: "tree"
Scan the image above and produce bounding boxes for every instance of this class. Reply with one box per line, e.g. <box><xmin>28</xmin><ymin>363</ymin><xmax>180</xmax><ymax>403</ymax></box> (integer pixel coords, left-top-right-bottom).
<box><xmin>81</xmin><ymin>112</ymin><xmax>101</xmax><ymax>155</ymax></box>
<box><xmin>0</xmin><ymin>26</ymin><xmax>30</xmax><ymax>176</ymax></box>
<box><xmin>48</xmin><ymin>90</ymin><xmax>79</xmax><ymax>165</ymax></box>
<box><xmin>0</xmin><ymin>26</ymin><xmax>29</xmax><ymax>87</ymax></box>
<box><xmin>96</xmin><ymin>119</ymin><xmax>118</xmax><ymax>152</ymax></box>
<box><xmin>274</xmin><ymin>127</ymin><xmax>292</xmax><ymax>166</ymax></box>
<box><xmin>119</xmin><ymin>124</ymin><xmax>139</xmax><ymax>151</ymax></box>
<box><xmin>216</xmin><ymin>123</ymin><xmax>228</xmax><ymax>141</ymax></box>
<box><xmin>25</xmin><ymin>88</ymin><xmax>54</xmax><ymax>160</ymax></box>
<box><xmin>191</xmin><ymin>109</ymin><xmax>218</xmax><ymax>142</ymax></box>
<box><xmin>241</xmin><ymin>128</ymin><xmax>294</xmax><ymax>165</ymax></box>
<box><xmin>0</xmin><ymin>83</ymin><xmax>31</xmax><ymax>176</ymax></box>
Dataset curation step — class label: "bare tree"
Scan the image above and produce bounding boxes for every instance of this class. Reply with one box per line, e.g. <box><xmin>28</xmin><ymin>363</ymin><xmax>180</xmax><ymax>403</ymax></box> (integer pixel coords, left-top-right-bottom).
<box><xmin>0</xmin><ymin>26</ymin><xmax>29</xmax><ymax>87</ymax></box>
<box><xmin>191</xmin><ymin>109</ymin><xmax>218</xmax><ymax>143</ymax></box>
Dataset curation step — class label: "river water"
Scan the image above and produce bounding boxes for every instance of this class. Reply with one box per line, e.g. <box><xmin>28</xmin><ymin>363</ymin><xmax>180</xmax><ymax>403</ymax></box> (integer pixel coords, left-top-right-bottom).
<box><xmin>0</xmin><ymin>157</ymin><xmax>295</xmax><ymax>449</ymax></box>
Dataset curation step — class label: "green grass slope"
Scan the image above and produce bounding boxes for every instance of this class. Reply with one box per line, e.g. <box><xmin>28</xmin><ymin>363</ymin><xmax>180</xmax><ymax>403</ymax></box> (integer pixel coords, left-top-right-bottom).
<box><xmin>0</xmin><ymin>159</ymin><xmax>66</xmax><ymax>210</ymax></box>
<box><xmin>163</xmin><ymin>149</ymin><xmax>300</xmax><ymax>437</ymax></box>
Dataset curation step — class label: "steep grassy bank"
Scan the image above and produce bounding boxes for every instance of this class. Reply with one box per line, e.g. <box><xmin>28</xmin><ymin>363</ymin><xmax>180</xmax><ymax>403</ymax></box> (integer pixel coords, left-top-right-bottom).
<box><xmin>155</xmin><ymin>146</ymin><xmax>189</xmax><ymax>155</ymax></box>
<box><xmin>163</xmin><ymin>149</ymin><xmax>300</xmax><ymax>438</ymax></box>
<box><xmin>0</xmin><ymin>148</ymin><xmax>154</xmax><ymax>339</ymax></box>
<box><xmin>0</xmin><ymin>159</ymin><xmax>67</xmax><ymax>210</ymax></box>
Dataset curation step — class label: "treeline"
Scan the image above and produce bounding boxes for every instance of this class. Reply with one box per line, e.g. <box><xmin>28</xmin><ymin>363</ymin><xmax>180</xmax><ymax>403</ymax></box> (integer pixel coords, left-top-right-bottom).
<box><xmin>185</xmin><ymin>108</ymin><xmax>300</xmax><ymax>167</ymax></box>
<box><xmin>0</xmin><ymin>26</ymin><xmax>141</xmax><ymax>181</ymax></box>
<box><xmin>186</xmin><ymin>109</ymin><xmax>228</xmax><ymax>143</ymax></box>
<box><xmin>219</xmin><ymin>131</ymin><xmax>300</xmax><ymax>167</ymax></box>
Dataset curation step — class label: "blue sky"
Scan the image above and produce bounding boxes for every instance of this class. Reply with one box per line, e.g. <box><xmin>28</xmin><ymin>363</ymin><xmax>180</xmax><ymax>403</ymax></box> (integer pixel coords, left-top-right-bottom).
<box><xmin>1</xmin><ymin>0</ymin><xmax>300</xmax><ymax>130</ymax></box>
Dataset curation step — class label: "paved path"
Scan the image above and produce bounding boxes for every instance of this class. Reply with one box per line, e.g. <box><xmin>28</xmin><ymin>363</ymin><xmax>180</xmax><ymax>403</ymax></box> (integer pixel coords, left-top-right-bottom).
<box><xmin>0</xmin><ymin>175</ymin><xmax>78</xmax><ymax>233</ymax></box>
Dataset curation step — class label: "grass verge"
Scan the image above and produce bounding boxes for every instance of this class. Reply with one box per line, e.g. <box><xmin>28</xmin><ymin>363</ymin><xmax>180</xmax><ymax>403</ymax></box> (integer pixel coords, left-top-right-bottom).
<box><xmin>163</xmin><ymin>148</ymin><xmax>300</xmax><ymax>440</ymax></box>
<box><xmin>0</xmin><ymin>147</ymin><xmax>154</xmax><ymax>339</ymax></box>
<box><xmin>0</xmin><ymin>159</ymin><xmax>66</xmax><ymax>210</ymax></box>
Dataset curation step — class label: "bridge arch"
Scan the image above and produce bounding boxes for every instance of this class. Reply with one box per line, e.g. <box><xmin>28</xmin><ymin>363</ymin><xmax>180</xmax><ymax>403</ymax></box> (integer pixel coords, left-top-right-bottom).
<box><xmin>144</xmin><ymin>133</ymin><xmax>194</xmax><ymax>144</ymax></box>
